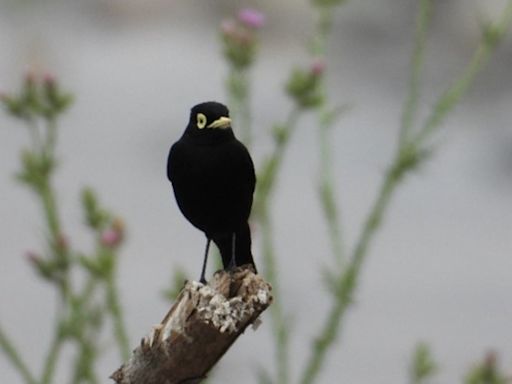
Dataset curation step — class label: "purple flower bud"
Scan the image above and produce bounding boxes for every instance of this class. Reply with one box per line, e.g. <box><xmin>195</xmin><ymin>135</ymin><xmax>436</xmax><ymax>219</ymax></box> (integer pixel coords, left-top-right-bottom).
<box><xmin>484</xmin><ymin>351</ymin><xmax>497</xmax><ymax>369</ymax></box>
<box><xmin>56</xmin><ymin>233</ymin><xmax>69</xmax><ymax>252</ymax></box>
<box><xmin>221</xmin><ymin>19</ymin><xmax>254</xmax><ymax>46</ymax></box>
<box><xmin>43</xmin><ymin>73</ymin><xmax>56</xmax><ymax>88</ymax></box>
<box><xmin>237</xmin><ymin>8</ymin><xmax>265</xmax><ymax>29</ymax></box>
<box><xmin>311</xmin><ymin>58</ymin><xmax>326</xmax><ymax>76</ymax></box>
<box><xmin>100</xmin><ymin>218</ymin><xmax>124</xmax><ymax>248</ymax></box>
<box><xmin>101</xmin><ymin>228</ymin><xmax>121</xmax><ymax>248</ymax></box>
<box><xmin>221</xmin><ymin>19</ymin><xmax>237</xmax><ymax>36</ymax></box>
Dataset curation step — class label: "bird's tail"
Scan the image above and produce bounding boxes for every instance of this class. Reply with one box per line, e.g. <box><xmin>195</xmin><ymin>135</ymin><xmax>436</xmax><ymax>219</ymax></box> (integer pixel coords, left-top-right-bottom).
<box><xmin>212</xmin><ymin>222</ymin><xmax>257</xmax><ymax>272</ymax></box>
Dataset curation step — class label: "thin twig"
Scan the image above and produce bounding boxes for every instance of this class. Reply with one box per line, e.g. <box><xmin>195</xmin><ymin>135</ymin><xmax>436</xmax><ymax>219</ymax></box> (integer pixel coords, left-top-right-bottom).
<box><xmin>255</xmin><ymin>107</ymin><xmax>300</xmax><ymax>384</ymax></box>
<box><xmin>318</xmin><ymin>113</ymin><xmax>345</xmax><ymax>264</ymax></box>
<box><xmin>413</xmin><ymin>1</ymin><xmax>512</xmax><ymax>146</ymax></box>
<box><xmin>227</xmin><ymin>68</ymin><xmax>252</xmax><ymax>147</ymax></box>
<box><xmin>398</xmin><ymin>0</ymin><xmax>431</xmax><ymax>148</ymax></box>
<box><xmin>41</xmin><ymin>324</ymin><xmax>65</xmax><ymax>384</ymax></box>
<box><xmin>300</xmin><ymin>1</ymin><xmax>512</xmax><ymax>382</ymax></box>
<box><xmin>105</xmin><ymin>275</ymin><xmax>131</xmax><ymax>361</ymax></box>
<box><xmin>312</xmin><ymin>2</ymin><xmax>346</xmax><ymax>266</ymax></box>
<box><xmin>300</xmin><ymin>167</ymin><xmax>400</xmax><ymax>384</ymax></box>
<box><xmin>0</xmin><ymin>325</ymin><xmax>37</xmax><ymax>384</ymax></box>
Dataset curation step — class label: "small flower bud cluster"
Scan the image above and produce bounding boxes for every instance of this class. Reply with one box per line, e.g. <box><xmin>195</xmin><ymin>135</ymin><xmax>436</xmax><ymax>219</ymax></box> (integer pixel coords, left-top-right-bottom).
<box><xmin>79</xmin><ymin>187</ymin><xmax>126</xmax><ymax>277</ymax></box>
<box><xmin>17</xmin><ymin>148</ymin><xmax>56</xmax><ymax>187</ymax></box>
<box><xmin>285</xmin><ymin>58</ymin><xmax>326</xmax><ymax>108</ymax></box>
<box><xmin>80</xmin><ymin>216</ymin><xmax>124</xmax><ymax>277</ymax></box>
<box><xmin>464</xmin><ymin>351</ymin><xmax>507</xmax><ymax>384</ymax></box>
<box><xmin>1</xmin><ymin>71</ymin><xmax>72</xmax><ymax>120</ymax></box>
<box><xmin>81</xmin><ymin>188</ymin><xmax>125</xmax><ymax>249</ymax></box>
<box><xmin>25</xmin><ymin>232</ymin><xmax>70</xmax><ymax>281</ymax></box>
<box><xmin>221</xmin><ymin>9</ymin><xmax>265</xmax><ymax>69</ymax></box>
<box><xmin>26</xmin><ymin>250</ymin><xmax>53</xmax><ymax>279</ymax></box>
<box><xmin>100</xmin><ymin>218</ymin><xmax>125</xmax><ymax>249</ymax></box>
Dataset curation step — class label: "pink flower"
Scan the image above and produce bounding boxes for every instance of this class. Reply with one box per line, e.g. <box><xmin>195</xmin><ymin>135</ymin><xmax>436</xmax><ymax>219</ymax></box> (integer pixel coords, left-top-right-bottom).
<box><xmin>101</xmin><ymin>228</ymin><xmax>121</xmax><ymax>248</ymax></box>
<box><xmin>44</xmin><ymin>72</ymin><xmax>55</xmax><ymax>83</ymax></box>
<box><xmin>237</xmin><ymin>8</ymin><xmax>265</xmax><ymax>29</ymax></box>
<box><xmin>43</xmin><ymin>72</ymin><xmax>56</xmax><ymax>89</ymax></box>
<box><xmin>221</xmin><ymin>18</ymin><xmax>254</xmax><ymax>46</ymax></box>
<box><xmin>100</xmin><ymin>219</ymin><xmax>124</xmax><ymax>248</ymax></box>
<box><xmin>221</xmin><ymin>19</ymin><xmax>237</xmax><ymax>36</ymax></box>
<box><xmin>56</xmin><ymin>233</ymin><xmax>69</xmax><ymax>252</ymax></box>
<box><xmin>311</xmin><ymin>57</ymin><xmax>327</xmax><ymax>76</ymax></box>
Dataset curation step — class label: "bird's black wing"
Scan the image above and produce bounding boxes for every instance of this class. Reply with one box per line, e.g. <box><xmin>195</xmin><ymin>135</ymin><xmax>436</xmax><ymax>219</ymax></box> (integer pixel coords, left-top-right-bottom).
<box><xmin>226</xmin><ymin>139</ymin><xmax>256</xmax><ymax>211</ymax></box>
<box><xmin>168</xmin><ymin>139</ymin><xmax>190</xmax><ymax>185</ymax></box>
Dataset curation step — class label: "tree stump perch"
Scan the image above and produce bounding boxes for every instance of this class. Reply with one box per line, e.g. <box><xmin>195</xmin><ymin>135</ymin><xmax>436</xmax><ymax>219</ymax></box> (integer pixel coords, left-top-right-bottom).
<box><xmin>111</xmin><ymin>266</ymin><xmax>272</xmax><ymax>384</ymax></box>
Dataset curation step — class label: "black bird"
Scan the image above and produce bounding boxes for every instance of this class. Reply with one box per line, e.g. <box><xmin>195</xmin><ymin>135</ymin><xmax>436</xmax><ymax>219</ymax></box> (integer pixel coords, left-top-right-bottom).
<box><xmin>167</xmin><ymin>101</ymin><xmax>256</xmax><ymax>283</ymax></box>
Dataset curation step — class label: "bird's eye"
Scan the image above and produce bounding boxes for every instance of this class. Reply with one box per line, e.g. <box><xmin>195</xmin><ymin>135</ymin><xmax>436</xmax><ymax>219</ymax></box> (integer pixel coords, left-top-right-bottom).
<box><xmin>196</xmin><ymin>113</ymin><xmax>207</xmax><ymax>129</ymax></box>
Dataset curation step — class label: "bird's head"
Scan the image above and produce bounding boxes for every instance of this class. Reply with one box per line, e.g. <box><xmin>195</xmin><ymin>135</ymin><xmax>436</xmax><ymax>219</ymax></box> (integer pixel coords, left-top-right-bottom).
<box><xmin>185</xmin><ymin>101</ymin><xmax>232</xmax><ymax>136</ymax></box>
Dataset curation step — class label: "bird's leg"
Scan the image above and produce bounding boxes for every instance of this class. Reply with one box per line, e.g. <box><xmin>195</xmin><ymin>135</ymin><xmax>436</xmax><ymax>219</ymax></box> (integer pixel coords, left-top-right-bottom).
<box><xmin>228</xmin><ymin>232</ymin><xmax>237</xmax><ymax>270</ymax></box>
<box><xmin>199</xmin><ymin>238</ymin><xmax>211</xmax><ymax>284</ymax></box>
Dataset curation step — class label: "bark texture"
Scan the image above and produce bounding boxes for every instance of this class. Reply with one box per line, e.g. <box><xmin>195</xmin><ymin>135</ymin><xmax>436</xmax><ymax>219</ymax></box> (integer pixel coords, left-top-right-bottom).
<box><xmin>111</xmin><ymin>266</ymin><xmax>272</xmax><ymax>384</ymax></box>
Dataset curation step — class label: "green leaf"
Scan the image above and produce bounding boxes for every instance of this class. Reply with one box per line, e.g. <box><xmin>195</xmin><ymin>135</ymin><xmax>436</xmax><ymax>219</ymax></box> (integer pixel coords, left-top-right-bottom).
<box><xmin>81</xmin><ymin>187</ymin><xmax>110</xmax><ymax>229</ymax></box>
<box><xmin>410</xmin><ymin>343</ymin><xmax>437</xmax><ymax>383</ymax></box>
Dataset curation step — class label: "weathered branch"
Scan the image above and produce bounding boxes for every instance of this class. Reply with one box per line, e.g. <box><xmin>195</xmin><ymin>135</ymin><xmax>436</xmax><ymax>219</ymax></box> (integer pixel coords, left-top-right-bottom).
<box><xmin>111</xmin><ymin>266</ymin><xmax>272</xmax><ymax>384</ymax></box>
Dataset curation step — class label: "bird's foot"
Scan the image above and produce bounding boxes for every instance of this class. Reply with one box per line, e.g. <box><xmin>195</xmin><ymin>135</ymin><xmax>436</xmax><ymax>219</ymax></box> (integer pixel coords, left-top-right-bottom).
<box><xmin>227</xmin><ymin>259</ymin><xmax>237</xmax><ymax>272</ymax></box>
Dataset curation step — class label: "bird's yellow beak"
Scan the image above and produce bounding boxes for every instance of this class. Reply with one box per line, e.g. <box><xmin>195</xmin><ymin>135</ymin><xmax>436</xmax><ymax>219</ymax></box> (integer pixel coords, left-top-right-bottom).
<box><xmin>207</xmin><ymin>116</ymin><xmax>231</xmax><ymax>129</ymax></box>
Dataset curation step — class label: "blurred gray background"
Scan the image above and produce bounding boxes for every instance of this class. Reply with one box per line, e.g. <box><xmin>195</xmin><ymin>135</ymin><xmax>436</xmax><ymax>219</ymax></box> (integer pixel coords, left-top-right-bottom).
<box><xmin>1</xmin><ymin>0</ymin><xmax>511</xmax><ymax>383</ymax></box>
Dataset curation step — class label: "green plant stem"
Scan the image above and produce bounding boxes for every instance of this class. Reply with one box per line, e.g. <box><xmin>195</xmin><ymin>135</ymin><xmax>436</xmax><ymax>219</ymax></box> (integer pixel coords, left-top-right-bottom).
<box><xmin>34</xmin><ymin>118</ymin><xmax>73</xmax><ymax>384</ymax></box>
<box><xmin>41</xmin><ymin>264</ymin><xmax>100</xmax><ymax>383</ymax></box>
<box><xmin>255</xmin><ymin>4</ymin><xmax>340</xmax><ymax>383</ymax></box>
<box><xmin>72</xmin><ymin>335</ymin><xmax>99</xmax><ymax>384</ymax></box>
<box><xmin>259</xmin><ymin>209</ymin><xmax>290</xmax><ymax>384</ymax></box>
<box><xmin>28</xmin><ymin>117</ymin><xmax>43</xmax><ymax>153</ymax></box>
<box><xmin>41</xmin><ymin>324</ymin><xmax>65</xmax><ymax>384</ymax></box>
<box><xmin>300</xmin><ymin>1</ymin><xmax>512</xmax><ymax>382</ymax></box>
<box><xmin>255</xmin><ymin>108</ymin><xmax>300</xmax><ymax>214</ymax></box>
<box><xmin>318</xmin><ymin>112</ymin><xmax>344</xmax><ymax>264</ymax></box>
<box><xmin>68</xmin><ymin>276</ymin><xmax>102</xmax><ymax>384</ymax></box>
<box><xmin>0</xmin><ymin>325</ymin><xmax>37</xmax><ymax>384</ymax></box>
<box><xmin>3</xmin><ymin>77</ymin><xmax>122</xmax><ymax>384</ymax></box>
<box><xmin>312</xmin><ymin>3</ymin><xmax>345</xmax><ymax>266</ymax></box>
<box><xmin>35</xmin><ymin>119</ymin><xmax>61</xmax><ymax>244</ymax></box>
<box><xmin>255</xmin><ymin>108</ymin><xmax>299</xmax><ymax>384</ymax></box>
<box><xmin>413</xmin><ymin>0</ymin><xmax>512</xmax><ymax>146</ymax></box>
<box><xmin>77</xmin><ymin>275</ymin><xmax>99</xmax><ymax>308</ymax></box>
<box><xmin>39</xmin><ymin>178</ymin><xmax>71</xmax><ymax>302</ymax></box>
<box><xmin>310</xmin><ymin>6</ymin><xmax>333</xmax><ymax>57</ymax></box>
<box><xmin>351</xmin><ymin>164</ymin><xmax>402</xmax><ymax>273</ymax></box>
<box><xmin>44</xmin><ymin>118</ymin><xmax>58</xmax><ymax>157</ymax></box>
<box><xmin>40</xmin><ymin>180</ymin><xmax>60</xmax><ymax>242</ymax></box>
<box><xmin>300</xmin><ymin>163</ymin><xmax>400</xmax><ymax>384</ymax></box>
<box><xmin>31</xmin><ymin>118</ymin><xmax>71</xmax><ymax>301</ymax></box>
<box><xmin>227</xmin><ymin>68</ymin><xmax>252</xmax><ymax>147</ymax></box>
<box><xmin>105</xmin><ymin>274</ymin><xmax>130</xmax><ymax>360</ymax></box>
<box><xmin>399</xmin><ymin>0</ymin><xmax>431</xmax><ymax>148</ymax></box>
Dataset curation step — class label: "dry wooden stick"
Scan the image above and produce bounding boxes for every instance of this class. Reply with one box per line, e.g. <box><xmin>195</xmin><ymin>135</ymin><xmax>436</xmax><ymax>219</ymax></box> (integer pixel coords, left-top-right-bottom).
<box><xmin>111</xmin><ymin>266</ymin><xmax>272</xmax><ymax>384</ymax></box>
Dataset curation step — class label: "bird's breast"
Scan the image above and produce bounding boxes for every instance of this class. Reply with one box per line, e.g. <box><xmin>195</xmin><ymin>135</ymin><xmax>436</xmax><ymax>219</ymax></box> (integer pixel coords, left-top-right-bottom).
<box><xmin>168</xmin><ymin>139</ymin><xmax>254</xmax><ymax>235</ymax></box>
